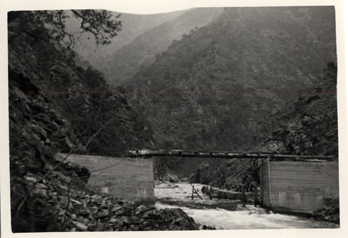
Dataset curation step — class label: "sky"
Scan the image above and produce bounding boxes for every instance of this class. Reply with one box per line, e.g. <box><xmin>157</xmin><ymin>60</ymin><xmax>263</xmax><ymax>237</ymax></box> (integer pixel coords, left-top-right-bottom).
<box><xmin>0</xmin><ymin>0</ymin><xmax>346</xmax><ymax>14</ymax></box>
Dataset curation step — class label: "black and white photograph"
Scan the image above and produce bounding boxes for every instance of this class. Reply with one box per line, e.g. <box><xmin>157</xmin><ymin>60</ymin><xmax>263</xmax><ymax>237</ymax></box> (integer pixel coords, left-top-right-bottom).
<box><xmin>1</xmin><ymin>0</ymin><xmax>347</xmax><ymax>237</ymax></box>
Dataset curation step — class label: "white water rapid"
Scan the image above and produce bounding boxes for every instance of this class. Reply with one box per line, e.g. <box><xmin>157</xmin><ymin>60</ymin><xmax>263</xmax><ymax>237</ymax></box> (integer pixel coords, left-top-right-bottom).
<box><xmin>155</xmin><ymin>183</ymin><xmax>339</xmax><ymax>230</ymax></box>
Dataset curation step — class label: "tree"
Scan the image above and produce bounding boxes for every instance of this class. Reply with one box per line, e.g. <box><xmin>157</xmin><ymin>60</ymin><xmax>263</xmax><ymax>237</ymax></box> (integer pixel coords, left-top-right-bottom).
<box><xmin>8</xmin><ymin>10</ymin><xmax>122</xmax><ymax>49</ymax></box>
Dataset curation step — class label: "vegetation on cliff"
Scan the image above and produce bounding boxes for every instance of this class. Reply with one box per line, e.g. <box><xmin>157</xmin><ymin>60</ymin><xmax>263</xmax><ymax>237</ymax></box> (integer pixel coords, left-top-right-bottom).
<box><xmin>7</xmin><ymin>7</ymin><xmax>339</xmax><ymax>231</ymax></box>
<box><xmin>118</xmin><ymin>7</ymin><xmax>336</xmax><ymax>181</ymax></box>
<box><xmin>252</xmin><ymin>62</ymin><xmax>338</xmax><ymax>156</ymax></box>
<box><xmin>74</xmin><ymin>10</ymin><xmax>188</xmax><ymax>70</ymax></box>
<box><xmin>99</xmin><ymin>8</ymin><xmax>224</xmax><ymax>86</ymax></box>
<box><xmin>8</xmin><ymin>10</ymin><xmax>197</xmax><ymax>232</ymax></box>
<box><xmin>189</xmin><ymin>61</ymin><xmax>338</xmax><ymax>193</ymax></box>
<box><xmin>122</xmin><ymin>7</ymin><xmax>336</xmax><ymax>152</ymax></box>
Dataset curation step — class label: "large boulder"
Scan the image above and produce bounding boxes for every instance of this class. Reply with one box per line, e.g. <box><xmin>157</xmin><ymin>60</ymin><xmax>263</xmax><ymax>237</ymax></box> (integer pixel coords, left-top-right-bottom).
<box><xmin>165</xmin><ymin>174</ymin><xmax>179</xmax><ymax>183</ymax></box>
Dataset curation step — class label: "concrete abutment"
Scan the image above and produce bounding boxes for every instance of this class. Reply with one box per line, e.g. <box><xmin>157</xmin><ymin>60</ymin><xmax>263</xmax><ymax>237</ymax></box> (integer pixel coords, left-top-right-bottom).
<box><xmin>56</xmin><ymin>153</ymin><xmax>155</xmax><ymax>205</ymax></box>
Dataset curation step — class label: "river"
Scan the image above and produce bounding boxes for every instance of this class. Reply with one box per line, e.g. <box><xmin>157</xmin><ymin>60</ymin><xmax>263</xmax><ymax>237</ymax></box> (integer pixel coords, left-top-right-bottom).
<box><xmin>155</xmin><ymin>183</ymin><xmax>339</xmax><ymax>230</ymax></box>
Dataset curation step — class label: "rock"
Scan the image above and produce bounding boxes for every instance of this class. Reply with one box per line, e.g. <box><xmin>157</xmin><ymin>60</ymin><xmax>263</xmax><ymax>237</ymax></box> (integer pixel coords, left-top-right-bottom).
<box><xmin>142</xmin><ymin>211</ymin><xmax>151</xmax><ymax>219</ymax></box>
<box><xmin>202</xmin><ymin>225</ymin><xmax>216</xmax><ymax>230</ymax></box>
<box><xmin>309</xmin><ymin>205</ymin><xmax>340</xmax><ymax>224</ymax></box>
<box><xmin>112</xmin><ymin>205</ymin><xmax>123</xmax><ymax>213</ymax></box>
<box><xmin>71</xmin><ymin>221</ymin><xmax>88</xmax><ymax>231</ymax></box>
<box><xmin>166</xmin><ymin>174</ymin><xmax>179</xmax><ymax>183</ymax></box>
<box><xmin>201</xmin><ymin>186</ymin><xmax>208</xmax><ymax>194</ymax></box>
<box><xmin>130</xmin><ymin>224</ymin><xmax>139</xmax><ymax>231</ymax></box>
<box><xmin>70</xmin><ymin>199</ymin><xmax>82</xmax><ymax>205</ymax></box>
<box><xmin>175</xmin><ymin>217</ymin><xmax>184</xmax><ymax>223</ymax></box>
<box><xmin>95</xmin><ymin>209</ymin><xmax>109</xmax><ymax>218</ymax></box>
<box><xmin>135</xmin><ymin>205</ymin><xmax>147</xmax><ymax>215</ymax></box>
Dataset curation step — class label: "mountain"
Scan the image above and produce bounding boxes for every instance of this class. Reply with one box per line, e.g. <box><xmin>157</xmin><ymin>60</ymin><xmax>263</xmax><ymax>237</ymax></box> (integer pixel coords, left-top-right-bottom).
<box><xmin>8</xmin><ymin>15</ymin><xmax>157</xmax><ymax>231</ymax></box>
<box><xmin>252</xmin><ymin>62</ymin><xmax>338</xmax><ymax>156</ymax></box>
<box><xmin>8</xmin><ymin>41</ymin><xmax>154</xmax><ymax>157</ymax></box>
<box><xmin>71</xmin><ymin>10</ymin><xmax>188</xmax><ymax>69</ymax></box>
<box><xmin>189</xmin><ymin>62</ymin><xmax>337</xmax><ymax>187</ymax></box>
<box><xmin>6</xmin><ymin>7</ymin><xmax>339</xmax><ymax>231</ymax></box>
<box><xmin>121</xmin><ymin>7</ymin><xmax>336</xmax><ymax>153</ymax></box>
<box><xmin>99</xmin><ymin>8</ymin><xmax>225</xmax><ymax>87</ymax></box>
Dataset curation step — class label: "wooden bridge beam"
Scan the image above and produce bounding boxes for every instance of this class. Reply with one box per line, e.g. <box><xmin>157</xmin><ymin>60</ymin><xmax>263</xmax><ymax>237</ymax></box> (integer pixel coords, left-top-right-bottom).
<box><xmin>128</xmin><ymin>150</ymin><xmax>337</xmax><ymax>161</ymax></box>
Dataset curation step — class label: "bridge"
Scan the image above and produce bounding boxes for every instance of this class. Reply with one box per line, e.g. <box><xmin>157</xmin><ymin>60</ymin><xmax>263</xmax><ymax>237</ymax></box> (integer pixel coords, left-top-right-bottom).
<box><xmin>130</xmin><ymin>149</ymin><xmax>339</xmax><ymax>213</ymax></box>
<box><xmin>56</xmin><ymin>150</ymin><xmax>338</xmax><ymax>214</ymax></box>
<box><xmin>128</xmin><ymin>149</ymin><xmax>336</xmax><ymax>160</ymax></box>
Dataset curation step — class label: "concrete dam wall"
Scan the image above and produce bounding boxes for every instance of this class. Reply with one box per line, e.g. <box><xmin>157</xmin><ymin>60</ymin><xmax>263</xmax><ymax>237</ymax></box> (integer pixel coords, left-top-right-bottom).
<box><xmin>56</xmin><ymin>154</ymin><xmax>155</xmax><ymax>205</ymax></box>
<box><xmin>260</xmin><ymin>160</ymin><xmax>339</xmax><ymax>213</ymax></box>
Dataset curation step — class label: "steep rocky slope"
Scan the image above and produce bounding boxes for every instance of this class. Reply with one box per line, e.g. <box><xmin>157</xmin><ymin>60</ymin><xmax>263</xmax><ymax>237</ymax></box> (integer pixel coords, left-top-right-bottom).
<box><xmin>100</xmin><ymin>8</ymin><xmax>224</xmax><ymax>87</ymax></box>
<box><xmin>8</xmin><ymin>14</ymin><xmax>199</xmax><ymax>232</ymax></box>
<box><xmin>252</xmin><ymin>62</ymin><xmax>338</xmax><ymax>156</ymax></box>
<box><xmin>122</xmin><ymin>7</ymin><xmax>336</xmax><ymax>153</ymax></box>
<box><xmin>9</xmin><ymin>30</ymin><xmax>155</xmax><ymax>157</ymax></box>
<box><xmin>189</xmin><ymin>62</ymin><xmax>338</xmax><ymax>189</ymax></box>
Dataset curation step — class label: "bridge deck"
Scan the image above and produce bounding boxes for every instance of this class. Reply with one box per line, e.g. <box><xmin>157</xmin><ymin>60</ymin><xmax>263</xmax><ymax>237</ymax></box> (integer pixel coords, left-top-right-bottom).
<box><xmin>128</xmin><ymin>150</ymin><xmax>337</xmax><ymax>161</ymax></box>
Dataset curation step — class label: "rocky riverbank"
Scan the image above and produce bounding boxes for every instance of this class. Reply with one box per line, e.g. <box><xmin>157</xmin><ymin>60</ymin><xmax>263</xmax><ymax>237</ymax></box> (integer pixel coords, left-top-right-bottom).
<box><xmin>59</xmin><ymin>194</ymin><xmax>199</xmax><ymax>232</ymax></box>
<box><xmin>14</xmin><ymin>171</ymin><xmax>198</xmax><ymax>232</ymax></box>
<box><xmin>307</xmin><ymin>199</ymin><xmax>340</xmax><ymax>225</ymax></box>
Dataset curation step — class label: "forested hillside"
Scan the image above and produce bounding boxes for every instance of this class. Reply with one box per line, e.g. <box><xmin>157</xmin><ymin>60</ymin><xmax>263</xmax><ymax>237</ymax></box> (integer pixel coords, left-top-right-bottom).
<box><xmin>252</xmin><ymin>62</ymin><xmax>338</xmax><ymax>156</ymax></box>
<box><xmin>100</xmin><ymin>8</ymin><xmax>224</xmax><ymax>87</ymax></box>
<box><xmin>9</xmin><ymin>37</ymin><xmax>154</xmax><ymax>157</ymax></box>
<box><xmin>72</xmin><ymin>10</ymin><xmax>188</xmax><ymax>70</ymax></box>
<box><xmin>121</xmin><ymin>7</ymin><xmax>336</xmax><ymax>153</ymax></box>
<box><xmin>189</xmin><ymin>62</ymin><xmax>338</xmax><ymax>187</ymax></box>
<box><xmin>6</xmin><ymin>7</ymin><xmax>339</xmax><ymax>232</ymax></box>
<box><xmin>8</xmin><ymin>11</ymin><xmax>162</xmax><ymax>232</ymax></box>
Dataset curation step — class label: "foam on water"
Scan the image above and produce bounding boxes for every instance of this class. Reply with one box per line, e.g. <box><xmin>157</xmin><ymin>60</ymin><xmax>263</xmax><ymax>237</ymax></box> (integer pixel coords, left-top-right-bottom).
<box><xmin>155</xmin><ymin>183</ymin><xmax>338</xmax><ymax>230</ymax></box>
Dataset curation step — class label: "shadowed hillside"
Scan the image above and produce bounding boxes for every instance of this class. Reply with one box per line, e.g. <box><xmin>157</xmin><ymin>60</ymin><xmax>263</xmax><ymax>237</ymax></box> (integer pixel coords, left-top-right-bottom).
<box><xmin>72</xmin><ymin>10</ymin><xmax>188</xmax><ymax>70</ymax></box>
<box><xmin>8</xmin><ymin>11</ymin><xmax>167</xmax><ymax>232</ymax></box>
<box><xmin>122</xmin><ymin>7</ymin><xmax>336</xmax><ymax>152</ymax></box>
<box><xmin>189</xmin><ymin>62</ymin><xmax>338</xmax><ymax>189</ymax></box>
<box><xmin>7</xmin><ymin>7</ymin><xmax>339</xmax><ymax>232</ymax></box>
<box><xmin>100</xmin><ymin>8</ymin><xmax>224</xmax><ymax>87</ymax></box>
<box><xmin>252</xmin><ymin>62</ymin><xmax>338</xmax><ymax>156</ymax></box>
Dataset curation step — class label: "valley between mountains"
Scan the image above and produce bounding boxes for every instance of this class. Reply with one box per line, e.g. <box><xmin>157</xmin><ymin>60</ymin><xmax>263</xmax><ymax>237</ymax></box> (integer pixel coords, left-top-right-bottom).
<box><xmin>7</xmin><ymin>6</ymin><xmax>339</xmax><ymax>232</ymax></box>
